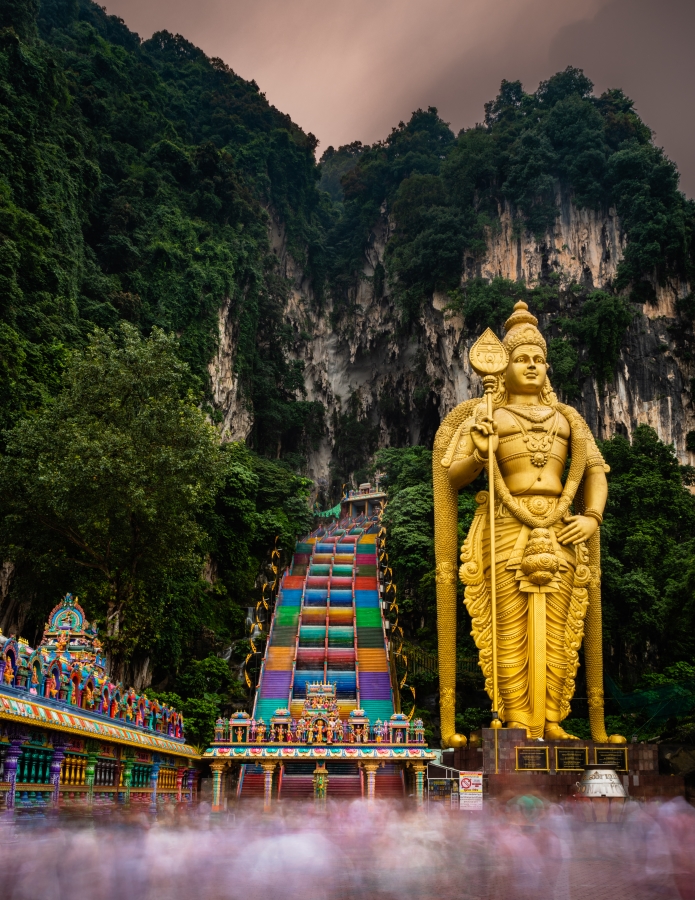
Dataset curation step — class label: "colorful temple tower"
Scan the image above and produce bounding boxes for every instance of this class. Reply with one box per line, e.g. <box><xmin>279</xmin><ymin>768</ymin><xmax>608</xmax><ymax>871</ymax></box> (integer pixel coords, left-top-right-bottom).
<box><xmin>204</xmin><ymin>484</ymin><xmax>435</xmax><ymax>808</ymax></box>
<box><xmin>0</xmin><ymin>595</ymin><xmax>198</xmax><ymax>813</ymax></box>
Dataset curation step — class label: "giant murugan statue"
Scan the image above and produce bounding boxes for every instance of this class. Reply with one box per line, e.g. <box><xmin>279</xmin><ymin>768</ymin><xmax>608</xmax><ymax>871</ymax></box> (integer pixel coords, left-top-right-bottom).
<box><xmin>433</xmin><ymin>301</ymin><xmax>625</xmax><ymax>747</ymax></box>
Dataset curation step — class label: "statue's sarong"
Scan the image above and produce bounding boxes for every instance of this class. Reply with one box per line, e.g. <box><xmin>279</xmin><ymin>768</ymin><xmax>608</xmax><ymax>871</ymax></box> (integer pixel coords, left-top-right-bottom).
<box><xmin>460</xmin><ymin>494</ymin><xmax>591</xmax><ymax>739</ymax></box>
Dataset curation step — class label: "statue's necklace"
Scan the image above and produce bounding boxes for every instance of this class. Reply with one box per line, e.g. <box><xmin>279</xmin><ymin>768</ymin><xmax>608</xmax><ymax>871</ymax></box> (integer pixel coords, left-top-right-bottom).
<box><xmin>507</xmin><ymin>408</ymin><xmax>561</xmax><ymax>468</ymax></box>
<box><xmin>505</xmin><ymin>404</ymin><xmax>556</xmax><ymax>424</ymax></box>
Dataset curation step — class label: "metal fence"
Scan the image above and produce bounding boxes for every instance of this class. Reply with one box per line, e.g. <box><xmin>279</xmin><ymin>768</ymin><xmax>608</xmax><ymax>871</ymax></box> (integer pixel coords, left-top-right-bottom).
<box><xmin>399</xmin><ymin>642</ymin><xmax>480</xmax><ymax>679</ymax></box>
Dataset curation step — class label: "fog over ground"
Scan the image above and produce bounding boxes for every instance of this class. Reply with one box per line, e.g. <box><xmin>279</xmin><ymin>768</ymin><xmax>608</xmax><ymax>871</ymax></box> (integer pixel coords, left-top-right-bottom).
<box><xmin>101</xmin><ymin>0</ymin><xmax>695</xmax><ymax>196</ymax></box>
<box><xmin>2</xmin><ymin>798</ymin><xmax>695</xmax><ymax>899</ymax></box>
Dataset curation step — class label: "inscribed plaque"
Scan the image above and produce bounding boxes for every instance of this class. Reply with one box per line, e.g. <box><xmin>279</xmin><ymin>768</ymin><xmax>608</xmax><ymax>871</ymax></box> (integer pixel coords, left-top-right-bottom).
<box><xmin>595</xmin><ymin>748</ymin><xmax>628</xmax><ymax>771</ymax></box>
<box><xmin>556</xmin><ymin>747</ymin><xmax>589</xmax><ymax>771</ymax></box>
<box><xmin>515</xmin><ymin>746</ymin><xmax>549</xmax><ymax>771</ymax></box>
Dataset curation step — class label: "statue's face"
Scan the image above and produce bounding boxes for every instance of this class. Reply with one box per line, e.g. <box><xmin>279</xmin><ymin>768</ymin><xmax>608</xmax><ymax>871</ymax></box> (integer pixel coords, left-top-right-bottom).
<box><xmin>506</xmin><ymin>343</ymin><xmax>547</xmax><ymax>395</ymax></box>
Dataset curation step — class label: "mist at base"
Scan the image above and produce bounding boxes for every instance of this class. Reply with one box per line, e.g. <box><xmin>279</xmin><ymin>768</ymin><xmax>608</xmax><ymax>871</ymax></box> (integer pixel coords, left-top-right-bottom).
<box><xmin>2</xmin><ymin>798</ymin><xmax>694</xmax><ymax>900</ymax></box>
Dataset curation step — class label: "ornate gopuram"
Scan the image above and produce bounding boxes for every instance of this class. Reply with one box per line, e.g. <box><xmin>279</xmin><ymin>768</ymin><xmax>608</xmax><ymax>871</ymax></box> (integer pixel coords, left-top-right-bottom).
<box><xmin>0</xmin><ymin>594</ymin><xmax>198</xmax><ymax>814</ymax></box>
<box><xmin>204</xmin><ymin>485</ymin><xmax>435</xmax><ymax>810</ymax></box>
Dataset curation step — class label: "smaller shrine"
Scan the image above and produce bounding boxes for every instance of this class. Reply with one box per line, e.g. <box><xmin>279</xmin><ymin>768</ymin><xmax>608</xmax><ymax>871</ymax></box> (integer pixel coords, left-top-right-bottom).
<box><xmin>206</xmin><ymin>682</ymin><xmax>433</xmax><ymax>811</ymax></box>
<box><xmin>212</xmin><ymin>682</ymin><xmax>426</xmax><ymax>747</ymax></box>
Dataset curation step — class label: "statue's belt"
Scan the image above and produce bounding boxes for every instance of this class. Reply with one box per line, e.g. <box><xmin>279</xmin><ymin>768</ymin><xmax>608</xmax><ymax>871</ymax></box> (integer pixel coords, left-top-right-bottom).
<box><xmin>495</xmin><ymin>495</ymin><xmax>559</xmax><ymax>520</ymax></box>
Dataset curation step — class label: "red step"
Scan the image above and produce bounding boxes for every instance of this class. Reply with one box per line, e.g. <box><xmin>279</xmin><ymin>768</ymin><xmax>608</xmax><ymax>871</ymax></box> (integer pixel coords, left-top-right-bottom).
<box><xmin>328</xmin><ymin>776</ymin><xmax>362</xmax><ymax>799</ymax></box>
<box><xmin>279</xmin><ymin>776</ymin><xmax>314</xmax><ymax>800</ymax></box>
<box><xmin>239</xmin><ymin>773</ymin><xmax>265</xmax><ymax>798</ymax></box>
<box><xmin>375</xmin><ymin>774</ymin><xmax>404</xmax><ymax>798</ymax></box>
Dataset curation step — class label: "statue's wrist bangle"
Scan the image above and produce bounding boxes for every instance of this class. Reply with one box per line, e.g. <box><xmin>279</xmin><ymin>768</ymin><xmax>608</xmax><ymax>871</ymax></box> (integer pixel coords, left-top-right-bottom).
<box><xmin>584</xmin><ymin>508</ymin><xmax>603</xmax><ymax>524</ymax></box>
<box><xmin>472</xmin><ymin>448</ymin><xmax>487</xmax><ymax>466</ymax></box>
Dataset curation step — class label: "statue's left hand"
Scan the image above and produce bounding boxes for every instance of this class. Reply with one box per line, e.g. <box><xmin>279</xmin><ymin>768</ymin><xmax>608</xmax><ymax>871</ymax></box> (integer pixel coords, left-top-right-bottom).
<box><xmin>557</xmin><ymin>515</ymin><xmax>598</xmax><ymax>545</ymax></box>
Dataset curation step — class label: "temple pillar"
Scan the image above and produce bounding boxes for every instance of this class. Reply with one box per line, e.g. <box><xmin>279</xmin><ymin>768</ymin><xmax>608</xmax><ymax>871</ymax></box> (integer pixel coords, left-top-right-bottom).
<box><xmin>149</xmin><ymin>755</ymin><xmax>161</xmax><ymax>812</ymax></box>
<box><xmin>85</xmin><ymin>744</ymin><xmax>99</xmax><ymax>808</ymax></box>
<box><xmin>410</xmin><ymin>763</ymin><xmax>426</xmax><ymax>808</ymax></box>
<box><xmin>261</xmin><ymin>761</ymin><xmax>277</xmax><ymax>812</ymax></box>
<box><xmin>3</xmin><ymin>736</ymin><xmax>25</xmax><ymax>812</ymax></box>
<box><xmin>362</xmin><ymin>762</ymin><xmax>379</xmax><ymax>803</ymax></box>
<box><xmin>176</xmin><ymin>766</ymin><xmax>186</xmax><ymax>803</ymax></box>
<box><xmin>210</xmin><ymin>760</ymin><xmax>227</xmax><ymax>812</ymax></box>
<box><xmin>120</xmin><ymin>755</ymin><xmax>133</xmax><ymax>806</ymax></box>
<box><xmin>312</xmin><ymin>761</ymin><xmax>328</xmax><ymax>807</ymax></box>
<box><xmin>48</xmin><ymin>740</ymin><xmax>68</xmax><ymax>810</ymax></box>
<box><xmin>189</xmin><ymin>767</ymin><xmax>198</xmax><ymax>803</ymax></box>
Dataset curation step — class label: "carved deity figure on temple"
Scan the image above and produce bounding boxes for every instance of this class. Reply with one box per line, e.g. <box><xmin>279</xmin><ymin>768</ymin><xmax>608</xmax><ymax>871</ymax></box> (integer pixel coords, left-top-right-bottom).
<box><xmin>434</xmin><ymin>302</ymin><xmax>625</xmax><ymax>745</ymax></box>
<box><xmin>3</xmin><ymin>658</ymin><xmax>14</xmax><ymax>684</ymax></box>
<box><xmin>83</xmin><ymin>683</ymin><xmax>95</xmax><ymax>708</ymax></box>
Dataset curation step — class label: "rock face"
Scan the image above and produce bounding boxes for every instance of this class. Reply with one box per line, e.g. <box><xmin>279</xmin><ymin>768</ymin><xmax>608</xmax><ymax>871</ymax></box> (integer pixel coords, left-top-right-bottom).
<box><xmin>211</xmin><ymin>193</ymin><xmax>694</xmax><ymax>480</ymax></box>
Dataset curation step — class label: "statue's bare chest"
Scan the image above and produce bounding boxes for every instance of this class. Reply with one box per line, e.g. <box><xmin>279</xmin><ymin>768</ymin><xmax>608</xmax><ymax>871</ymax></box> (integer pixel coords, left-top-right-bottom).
<box><xmin>494</xmin><ymin>406</ymin><xmax>570</xmax><ymax>471</ymax></box>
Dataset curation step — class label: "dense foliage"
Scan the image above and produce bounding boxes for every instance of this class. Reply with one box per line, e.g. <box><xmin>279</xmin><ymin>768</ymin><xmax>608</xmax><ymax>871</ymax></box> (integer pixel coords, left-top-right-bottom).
<box><xmin>0</xmin><ymin>0</ymin><xmax>327</xmax><ymax>456</ymax></box>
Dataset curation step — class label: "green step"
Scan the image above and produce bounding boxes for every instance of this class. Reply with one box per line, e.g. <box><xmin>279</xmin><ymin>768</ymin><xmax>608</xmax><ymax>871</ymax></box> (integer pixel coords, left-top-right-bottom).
<box><xmin>360</xmin><ymin>700</ymin><xmax>394</xmax><ymax>721</ymax></box>
<box><xmin>356</xmin><ymin>627</ymin><xmax>384</xmax><ymax>648</ymax></box>
<box><xmin>272</xmin><ymin>626</ymin><xmax>299</xmax><ymax>646</ymax></box>
<box><xmin>355</xmin><ymin>609</ymin><xmax>382</xmax><ymax>627</ymax></box>
<box><xmin>254</xmin><ymin>699</ymin><xmax>285</xmax><ymax>721</ymax></box>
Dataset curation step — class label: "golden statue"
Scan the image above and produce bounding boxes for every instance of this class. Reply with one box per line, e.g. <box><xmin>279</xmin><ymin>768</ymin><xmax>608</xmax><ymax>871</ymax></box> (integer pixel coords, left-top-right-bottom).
<box><xmin>433</xmin><ymin>302</ymin><xmax>625</xmax><ymax>746</ymax></box>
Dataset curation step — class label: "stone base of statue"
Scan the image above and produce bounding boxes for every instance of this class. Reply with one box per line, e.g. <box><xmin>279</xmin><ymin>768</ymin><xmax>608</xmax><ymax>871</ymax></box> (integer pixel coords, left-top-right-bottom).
<box><xmin>444</xmin><ymin>729</ymin><xmax>685</xmax><ymax>802</ymax></box>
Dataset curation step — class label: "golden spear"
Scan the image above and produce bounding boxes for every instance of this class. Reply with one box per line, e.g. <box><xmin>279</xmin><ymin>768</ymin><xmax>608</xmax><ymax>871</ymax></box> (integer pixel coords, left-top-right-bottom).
<box><xmin>469</xmin><ymin>328</ymin><xmax>509</xmax><ymax>733</ymax></box>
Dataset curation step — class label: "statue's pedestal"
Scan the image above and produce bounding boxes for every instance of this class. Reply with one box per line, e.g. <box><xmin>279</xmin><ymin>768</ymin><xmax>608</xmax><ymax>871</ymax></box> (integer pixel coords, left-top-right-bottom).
<box><xmin>445</xmin><ymin>729</ymin><xmax>684</xmax><ymax>802</ymax></box>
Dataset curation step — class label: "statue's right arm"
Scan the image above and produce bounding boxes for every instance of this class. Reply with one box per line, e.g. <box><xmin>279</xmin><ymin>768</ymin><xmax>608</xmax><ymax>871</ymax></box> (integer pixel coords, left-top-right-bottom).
<box><xmin>446</xmin><ymin>420</ymin><xmax>485</xmax><ymax>491</ymax></box>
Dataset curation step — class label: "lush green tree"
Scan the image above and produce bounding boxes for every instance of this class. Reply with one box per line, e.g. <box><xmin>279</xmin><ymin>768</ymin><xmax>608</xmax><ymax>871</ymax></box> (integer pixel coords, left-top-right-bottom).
<box><xmin>600</xmin><ymin>425</ymin><xmax>695</xmax><ymax>683</ymax></box>
<box><xmin>0</xmin><ymin>324</ymin><xmax>223</xmax><ymax>673</ymax></box>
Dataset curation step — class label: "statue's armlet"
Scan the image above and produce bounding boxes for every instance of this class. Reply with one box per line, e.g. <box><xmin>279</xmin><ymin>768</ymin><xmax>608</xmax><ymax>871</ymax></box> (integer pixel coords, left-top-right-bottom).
<box><xmin>441</xmin><ymin>416</ymin><xmax>476</xmax><ymax>468</ymax></box>
<box><xmin>586</xmin><ymin>435</ymin><xmax>609</xmax><ymax>473</ymax></box>
<box><xmin>558</xmin><ymin>403</ymin><xmax>610</xmax><ymax>473</ymax></box>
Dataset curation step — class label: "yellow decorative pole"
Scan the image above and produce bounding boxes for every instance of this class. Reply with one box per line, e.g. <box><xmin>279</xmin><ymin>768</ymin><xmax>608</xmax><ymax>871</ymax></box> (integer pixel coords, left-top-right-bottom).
<box><xmin>410</xmin><ymin>762</ymin><xmax>426</xmax><ymax>808</ymax></box>
<box><xmin>261</xmin><ymin>761</ymin><xmax>276</xmax><ymax>812</ymax></box>
<box><xmin>469</xmin><ymin>328</ymin><xmax>509</xmax><ymax>745</ymax></box>
<box><xmin>362</xmin><ymin>761</ymin><xmax>379</xmax><ymax>803</ymax></box>
<box><xmin>210</xmin><ymin>760</ymin><xmax>226</xmax><ymax>812</ymax></box>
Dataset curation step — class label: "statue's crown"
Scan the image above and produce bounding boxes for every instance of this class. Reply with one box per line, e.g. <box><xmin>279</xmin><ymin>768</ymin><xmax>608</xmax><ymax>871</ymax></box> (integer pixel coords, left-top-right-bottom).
<box><xmin>502</xmin><ymin>301</ymin><xmax>546</xmax><ymax>356</ymax></box>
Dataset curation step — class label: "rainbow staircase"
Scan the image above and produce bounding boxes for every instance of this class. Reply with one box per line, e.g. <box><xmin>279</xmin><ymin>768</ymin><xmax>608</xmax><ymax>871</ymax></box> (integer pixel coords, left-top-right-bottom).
<box><xmin>239</xmin><ymin>510</ymin><xmax>399</xmax><ymax>801</ymax></box>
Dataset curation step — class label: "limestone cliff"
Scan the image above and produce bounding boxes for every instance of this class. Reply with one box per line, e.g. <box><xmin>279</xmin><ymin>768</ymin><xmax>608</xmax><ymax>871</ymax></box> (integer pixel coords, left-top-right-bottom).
<box><xmin>212</xmin><ymin>191</ymin><xmax>694</xmax><ymax>482</ymax></box>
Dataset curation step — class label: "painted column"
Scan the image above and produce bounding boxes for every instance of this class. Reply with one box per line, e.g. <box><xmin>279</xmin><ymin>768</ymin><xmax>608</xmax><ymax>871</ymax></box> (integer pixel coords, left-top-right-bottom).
<box><xmin>210</xmin><ymin>760</ymin><xmax>227</xmax><ymax>812</ymax></box>
<box><xmin>362</xmin><ymin>762</ymin><xmax>379</xmax><ymax>803</ymax></box>
<box><xmin>48</xmin><ymin>740</ymin><xmax>68</xmax><ymax>810</ymax></box>
<box><xmin>411</xmin><ymin>763</ymin><xmax>426</xmax><ymax>808</ymax></box>
<box><xmin>188</xmin><ymin>767</ymin><xmax>198</xmax><ymax>803</ymax></box>
<box><xmin>121</xmin><ymin>755</ymin><xmax>133</xmax><ymax>806</ymax></box>
<box><xmin>176</xmin><ymin>766</ymin><xmax>186</xmax><ymax>803</ymax></box>
<box><xmin>3</xmin><ymin>737</ymin><xmax>25</xmax><ymax>812</ymax></box>
<box><xmin>149</xmin><ymin>755</ymin><xmax>161</xmax><ymax>812</ymax></box>
<box><xmin>312</xmin><ymin>761</ymin><xmax>328</xmax><ymax>808</ymax></box>
<box><xmin>85</xmin><ymin>745</ymin><xmax>99</xmax><ymax>808</ymax></box>
<box><xmin>261</xmin><ymin>761</ymin><xmax>276</xmax><ymax>813</ymax></box>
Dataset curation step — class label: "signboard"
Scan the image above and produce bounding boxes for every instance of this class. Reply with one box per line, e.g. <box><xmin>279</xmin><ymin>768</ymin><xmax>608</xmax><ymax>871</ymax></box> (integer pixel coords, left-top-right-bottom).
<box><xmin>595</xmin><ymin>747</ymin><xmax>628</xmax><ymax>772</ymax></box>
<box><xmin>459</xmin><ymin>772</ymin><xmax>483</xmax><ymax>810</ymax></box>
<box><xmin>428</xmin><ymin>778</ymin><xmax>457</xmax><ymax>806</ymax></box>
<box><xmin>515</xmin><ymin>746</ymin><xmax>549</xmax><ymax>771</ymax></box>
<box><xmin>556</xmin><ymin>747</ymin><xmax>589</xmax><ymax>771</ymax></box>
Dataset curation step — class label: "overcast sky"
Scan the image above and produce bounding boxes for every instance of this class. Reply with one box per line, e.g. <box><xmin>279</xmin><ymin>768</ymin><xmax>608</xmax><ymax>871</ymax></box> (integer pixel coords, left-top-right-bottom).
<box><xmin>103</xmin><ymin>0</ymin><xmax>695</xmax><ymax>196</ymax></box>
